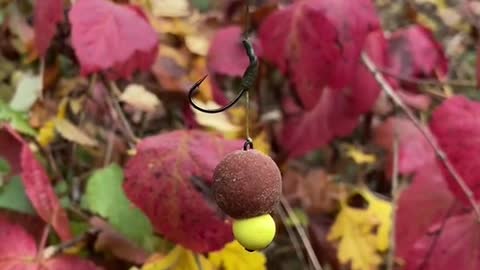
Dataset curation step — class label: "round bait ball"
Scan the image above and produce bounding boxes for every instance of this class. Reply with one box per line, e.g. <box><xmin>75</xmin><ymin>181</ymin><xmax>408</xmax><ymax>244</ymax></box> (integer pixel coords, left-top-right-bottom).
<box><xmin>212</xmin><ymin>149</ymin><xmax>282</xmax><ymax>219</ymax></box>
<box><xmin>233</xmin><ymin>214</ymin><xmax>276</xmax><ymax>251</ymax></box>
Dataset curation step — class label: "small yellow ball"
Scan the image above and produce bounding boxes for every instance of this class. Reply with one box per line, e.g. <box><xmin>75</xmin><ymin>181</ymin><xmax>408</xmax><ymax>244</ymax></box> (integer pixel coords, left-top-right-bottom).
<box><xmin>233</xmin><ymin>214</ymin><xmax>276</xmax><ymax>251</ymax></box>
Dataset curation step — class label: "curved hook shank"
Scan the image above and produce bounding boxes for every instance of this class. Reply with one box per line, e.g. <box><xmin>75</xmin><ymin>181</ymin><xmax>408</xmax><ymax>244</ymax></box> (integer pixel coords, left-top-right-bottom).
<box><xmin>188</xmin><ymin>39</ymin><xmax>259</xmax><ymax>114</ymax></box>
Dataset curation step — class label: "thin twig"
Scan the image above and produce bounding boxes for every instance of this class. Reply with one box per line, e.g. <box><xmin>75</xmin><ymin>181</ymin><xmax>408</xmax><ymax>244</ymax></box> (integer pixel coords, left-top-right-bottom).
<box><xmin>280</xmin><ymin>197</ymin><xmax>323</xmax><ymax>270</ymax></box>
<box><xmin>379</xmin><ymin>68</ymin><xmax>476</xmax><ymax>89</ymax></box>
<box><xmin>387</xmin><ymin>135</ymin><xmax>399</xmax><ymax>270</ymax></box>
<box><xmin>42</xmin><ymin>228</ymin><xmax>100</xmax><ymax>259</ymax></box>
<box><xmin>194</xmin><ymin>254</ymin><xmax>204</xmax><ymax>270</ymax></box>
<box><xmin>38</xmin><ymin>224</ymin><xmax>51</xmax><ymax>255</ymax></box>
<box><xmin>106</xmin><ymin>80</ymin><xmax>137</xmax><ymax>148</ymax></box>
<box><xmin>361</xmin><ymin>53</ymin><xmax>480</xmax><ymax>220</ymax></box>
<box><xmin>276</xmin><ymin>205</ymin><xmax>309</xmax><ymax>269</ymax></box>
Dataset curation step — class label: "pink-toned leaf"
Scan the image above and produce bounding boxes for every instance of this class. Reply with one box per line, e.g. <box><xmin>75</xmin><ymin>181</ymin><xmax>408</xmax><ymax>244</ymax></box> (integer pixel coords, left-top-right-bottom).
<box><xmin>69</xmin><ymin>0</ymin><xmax>158</xmax><ymax>79</ymax></box>
<box><xmin>34</xmin><ymin>0</ymin><xmax>64</xmax><ymax>56</ymax></box>
<box><xmin>0</xmin><ymin>126</ymin><xmax>23</xmax><ymax>177</ymax></box>
<box><xmin>279</xmin><ymin>31</ymin><xmax>385</xmax><ymax>158</ymax></box>
<box><xmin>208</xmin><ymin>26</ymin><xmax>252</xmax><ymax>77</ymax></box>
<box><xmin>258</xmin><ymin>0</ymin><xmax>380</xmax><ymax>110</ymax></box>
<box><xmin>0</xmin><ymin>217</ymin><xmax>100</xmax><ymax>270</ymax></box>
<box><xmin>430</xmin><ymin>96</ymin><xmax>480</xmax><ymax>204</ymax></box>
<box><xmin>395</xmin><ymin>162</ymin><xmax>458</xmax><ymax>259</ymax></box>
<box><xmin>207</xmin><ymin>26</ymin><xmax>261</xmax><ymax>106</ymax></box>
<box><xmin>21</xmin><ymin>144</ymin><xmax>72</xmax><ymax>241</ymax></box>
<box><xmin>404</xmin><ymin>212</ymin><xmax>479</xmax><ymax>270</ymax></box>
<box><xmin>374</xmin><ymin>117</ymin><xmax>436</xmax><ymax>175</ymax></box>
<box><xmin>0</xmin><ymin>217</ymin><xmax>37</xmax><ymax>267</ymax></box>
<box><xmin>388</xmin><ymin>25</ymin><xmax>448</xmax><ymax>82</ymax></box>
<box><xmin>123</xmin><ymin>130</ymin><xmax>242</xmax><ymax>252</ymax></box>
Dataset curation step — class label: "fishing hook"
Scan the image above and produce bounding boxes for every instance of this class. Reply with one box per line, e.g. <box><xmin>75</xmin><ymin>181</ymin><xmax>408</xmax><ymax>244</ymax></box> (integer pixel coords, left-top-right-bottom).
<box><xmin>188</xmin><ymin>39</ymin><xmax>258</xmax><ymax>114</ymax></box>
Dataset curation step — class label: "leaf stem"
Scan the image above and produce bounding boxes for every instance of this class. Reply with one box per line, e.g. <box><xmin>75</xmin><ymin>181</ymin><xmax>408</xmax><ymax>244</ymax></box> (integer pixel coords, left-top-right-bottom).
<box><xmin>280</xmin><ymin>197</ymin><xmax>323</xmax><ymax>270</ymax></box>
<box><xmin>387</xmin><ymin>135</ymin><xmax>399</xmax><ymax>270</ymax></box>
<box><xmin>361</xmin><ymin>53</ymin><xmax>480</xmax><ymax>220</ymax></box>
<box><xmin>276</xmin><ymin>204</ymin><xmax>309</xmax><ymax>269</ymax></box>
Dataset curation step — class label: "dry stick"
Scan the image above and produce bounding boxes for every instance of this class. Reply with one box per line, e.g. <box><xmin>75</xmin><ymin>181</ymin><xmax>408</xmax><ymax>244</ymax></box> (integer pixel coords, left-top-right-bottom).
<box><xmin>280</xmin><ymin>197</ymin><xmax>323</xmax><ymax>270</ymax></box>
<box><xmin>194</xmin><ymin>254</ymin><xmax>204</xmax><ymax>270</ymax></box>
<box><xmin>361</xmin><ymin>53</ymin><xmax>480</xmax><ymax>219</ymax></box>
<box><xmin>379</xmin><ymin>68</ymin><xmax>475</xmax><ymax>89</ymax></box>
<box><xmin>107</xmin><ymin>80</ymin><xmax>138</xmax><ymax>148</ymax></box>
<box><xmin>276</xmin><ymin>205</ymin><xmax>309</xmax><ymax>269</ymax></box>
<box><xmin>387</xmin><ymin>135</ymin><xmax>400</xmax><ymax>270</ymax></box>
<box><xmin>42</xmin><ymin>228</ymin><xmax>100</xmax><ymax>259</ymax></box>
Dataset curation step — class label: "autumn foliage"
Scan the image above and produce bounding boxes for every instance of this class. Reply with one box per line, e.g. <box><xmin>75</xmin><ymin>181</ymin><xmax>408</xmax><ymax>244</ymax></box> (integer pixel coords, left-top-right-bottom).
<box><xmin>1</xmin><ymin>0</ymin><xmax>480</xmax><ymax>269</ymax></box>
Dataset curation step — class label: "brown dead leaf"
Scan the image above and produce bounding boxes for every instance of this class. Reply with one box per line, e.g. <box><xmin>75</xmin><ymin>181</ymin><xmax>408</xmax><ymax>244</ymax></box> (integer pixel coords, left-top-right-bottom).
<box><xmin>90</xmin><ymin>217</ymin><xmax>149</xmax><ymax>265</ymax></box>
<box><xmin>283</xmin><ymin>164</ymin><xmax>344</xmax><ymax>214</ymax></box>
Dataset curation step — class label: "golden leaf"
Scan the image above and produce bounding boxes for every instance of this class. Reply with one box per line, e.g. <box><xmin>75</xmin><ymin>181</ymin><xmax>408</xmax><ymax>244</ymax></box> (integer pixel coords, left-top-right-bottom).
<box><xmin>55</xmin><ymin>119</ymin><xmax>98</xmax><ymax>147</ymax></box>
<box><xmin>208</xmin><ymin>241</ymin><xmax>266</xmax><ymax>270</ymax></box>
<box><xmin>192</xmin><ymin>98</ymin><xmax>242</xmax><ymax>135</ymax></box>
<box><xmin>35</xmin><ymin>98</ymin><xmax>68</xmax><ymax>147</ymax></box>
<box><xmin>120</xmin><ymin>84</ymin><xmax>161</xmax><ymax>112</ymax></box>
<box><xmin>327</xmin><ymin>190</ymin><xmax>386</xmax><ymax>270</ymax></box>
<box><xmin>142</xmin><ymin>246</ymin><xmax>213</xmax><ymax>270</ymax></box>
<box><xmin>360</xmin><ymin>189</ymin><xmax>392</xmax><ymax>252</ymax></box>
<box><xmin>345</xmin><ymin>144</ymin><xmax>376</xmax><ymax>165</ymax></box>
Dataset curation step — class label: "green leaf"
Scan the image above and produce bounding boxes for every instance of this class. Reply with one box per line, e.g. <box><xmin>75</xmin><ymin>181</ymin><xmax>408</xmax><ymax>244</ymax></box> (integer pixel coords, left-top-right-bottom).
<box><xmin>0</xmin><ymin>176</ymin><xmax>35</xmax><ymax>214</ymax></box>
<box><xmin>0</xmin><ymin>100</ymin><xmax>37</xmax><ymax>136</ymax></box>
<box><xmin>9</xmin><ymin>71</ymin><xmax>42</xmax><ymax>112</ymax></box>
<box><xmin>83</xmin><ymin>163</ymin><xmax>156</xmax><ymax>251</ymax></box>
<box><xmin>0</xmin><ymin>158</ymin><xmax>10</xmax><ymax>174</ymax></box>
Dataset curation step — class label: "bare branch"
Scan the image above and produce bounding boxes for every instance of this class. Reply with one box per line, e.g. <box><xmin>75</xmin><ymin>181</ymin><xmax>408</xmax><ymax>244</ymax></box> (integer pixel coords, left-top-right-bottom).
<box><xmin>387</xmin><ymin>134</ymin><xmax>399</xmax><ymax>270</ymax></box>
<box><xmin>361</xmin><ymin>53</ymin><xmax>480</xmax><ymax>219</ymax></box>
<box><xmin>280</xmin><ymin>197</ymin><xmax>323</xmax><ymax>270</ymax></box>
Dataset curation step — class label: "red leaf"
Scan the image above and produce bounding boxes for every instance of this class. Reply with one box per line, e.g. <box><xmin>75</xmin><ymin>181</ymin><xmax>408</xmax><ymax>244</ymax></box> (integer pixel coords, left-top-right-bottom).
<box><xmin>279</xmin><ymin>31</ymin><xmax>385</xmax><ymax>158</ymax></box>
<box><xmin>207</xmin><ymin>26</ymin><xmax>261</xmax><ymax>105</ymax></box>
<box><xmin>0</xmin><ymin>126</ymin><xmax>23</xmax><ymax>177</ymax></box>
<box><xmin>388</xmin><ymin>25</ymin><xmax>448</xmax><ymax>82</ymax></box>
<box><xmin>123</xmin><ymin>130</ymin><xmax>242</xmax><ymax>252</ymax></box>
<box><xmin>208</xmin><ymin>26</ymin><xmax>252</xmax><ymax>77</ymax></box>
<box><xmin>395</xmin><ymin>163</ymin><xmax>457</xmax><ymax>259</ymax></box>
<box><xmin>0</xmin><ymin>218</ymin><xmax>100</xmax><ymax>270</ymax></box>
<box><xmin>258</xmin><ymin>0</ymin><xmax>380</xmax><ymax>109</ymax></box>
<box><xmin>69</xmin><ymin>0</ymin><xmax>158</xmax><ymax>79</ymax></box>
<box><xmin>374</xmin><ymin>117</ymin><xmax>436</xmax><ymax>175</ymax></box>
<box><xmin>0</xmin><ymin>217</ymin><xmax>37</xmax><ymax>266</ymax></box>
<box><xmin>404</xmin><ymin>212</ymin><xmax>479</xmax><ymax>270</ymax></box>
<box><xmin>21</xmin><ymin>144</ymin><xmax>72</xmax><ymax>241</ymax></box>
<box><xmin>430</xmin><ymin>96</ymin><xmax>480</xmax><ymax>204</ymax></box>
<box><xmin>33</xmin><ymin>0</ymin><xmax>64</xmax><ymax>56</ymax></box>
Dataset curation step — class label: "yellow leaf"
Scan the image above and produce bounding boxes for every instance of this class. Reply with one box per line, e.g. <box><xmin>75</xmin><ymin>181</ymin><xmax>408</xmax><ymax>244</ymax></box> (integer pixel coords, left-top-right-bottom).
<box><xmin>360</xmin><ymin>189</ymin><xmax>392</xmax><ymax>252</ymax></box>
<box><xmin>151</xmin><ymin>0</ymin><xmax>190</xmax><ymax>18</ymax></box>
<box><xmin>35</xmin><ymin>98</ymin><xmax>68</xmax><ymax>147</ymax></box>
<box><xmin>208</xmin><ymin>241</ymin><xmax>266</xmax><ymax>270</ymax></box>
<box><xmin>142</xmin><ymin>246</ymin><xmax>213</xmax><ymax>270</ymax></box>
<box><xmin>327</xmin><ymin>194</ymin><xmax>382</xmax><ymax>270</ymax></box>
<box><xmin>36</xmin><ymin>120</ymin><xmax>56</xmax><ymax>147</ymax></box>
<box><xmin>345</xmin><ymin>145</ymin><xmax>376</xmax><ymax>165</ymax></box>
<box><xmin>55</xmin><ymin>119</ymin><xmax>98</xmax><ymax>147</ymax></box>
<box><xmin>120</xmin><ymin>84</ymin><xmax>161</xmax><ymax>112</ymax></box>
<box><xmin>185</xmin><ymin>34</ymin><xmax>210</xmax><ymax>56</ymax></box>
<box><xmin>252</xmin><ymin>131</ymin><xmax>271</xmax><ymax>155</ymax></box>
<box><xmin>193</xmin><ymin>98</ymin><xmax>242</xmax><ymax>135</ymax></box>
